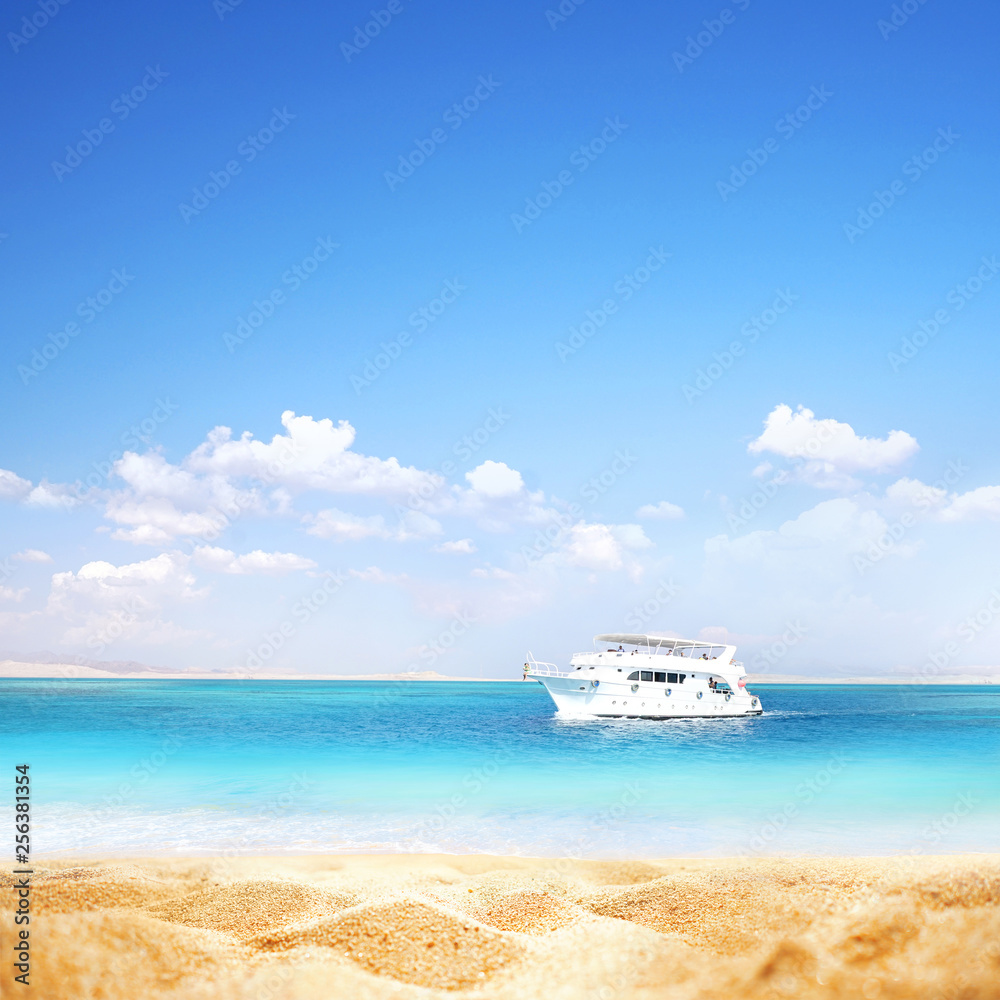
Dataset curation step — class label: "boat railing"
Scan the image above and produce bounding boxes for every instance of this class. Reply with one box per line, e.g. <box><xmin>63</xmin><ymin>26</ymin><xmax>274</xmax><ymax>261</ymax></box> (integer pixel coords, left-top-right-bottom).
<box><xmin>524</xmin><ymin>653</ymin><xmax>570</xmax><ymax>677</ymax></box>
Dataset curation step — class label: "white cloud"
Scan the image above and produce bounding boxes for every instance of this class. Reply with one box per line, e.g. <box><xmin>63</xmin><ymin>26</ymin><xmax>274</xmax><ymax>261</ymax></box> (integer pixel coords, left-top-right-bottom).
<box><xmin>391</xmin><ymin>509</ymin><xmax>444</xmax><ymax>540</ymax></box>
<box><xmin>882</xmin><ymin>478</ymin><xmax>1000</xmax><ymax>523</ymax></box>
<box><xmin>636</xmin><ymin>500</ymin><xmax>684</xmax><ymax>520</ymax></box>
<box><xmin>186</xmin><ymin>411</ymin><xmax>441</xmax><ymax>498</ymax></box>
<box><xmin>47</xmin><ymin>552</ymin><xmax>207</xmax><ymax>650</ymax></box>
<box><xmin>0</xmin><ymin>415</ymin><xmax>552</xmax><ymax>555</ymax></box>
<box><xmin>50</xmin><ymin>553</ymin><xmax>201</xmax><ymax>599</ymax></box>
<box><xmin>705</xmin><ymin>498</ymin><xmax>916</xmax><ymax>581</ymax></box>
<box><xmin>94</xmin><ymin>412</ymin><xmax>446</xmax><ymax>545</ymax></box>
<box><xmin>192</xmin><ymin>546</ymin><xmax>316</xmax><ymax>575</ymax></box>
<box><xmin>749</xmin><ymin>404</ymin><xmax>919</xmax><ymax>489</ymax></box>
<box><xmin>114</xmin><ymin>450</ymin><xmax>210</xmax><ymax>502</ymax></box>
<box><xmin>349</xmin><ymin>566</ymin><xmax>408</xmax><ymax>585</ymax></box>
<box><xmin>0</xmin><ymin>469</ymin><xmax>77</xmax><ymax>509</ymax></box>
<box><xmin>0</xmin><ymin>469</ymin><xmax>33</xmax><ymax>501</ymax></box>
<box><xmin>561</xmin><ymin>522</ymin><xmax>652</xmax><ymax>573</ymax></box>
<box><xmin>465</xmin><ymin>460</ymin><xmax>525</xmax><ymax>498</ymax></box>
<box><xmin>435</xmin><ymin>538</ymin><xmax>477</xmax><ymax>554</ymax></box>
<box><xmin>305</xmin><ymin>507</ymin><xmax>442</xmax><ymax>542</ymax></box>
<box><xmin>105</xmin><ymin>497</ymin><xmax>234</xmax><ymax>545</ymax></box>
<box><xmin>305</xmin><ymin>508</ymin><xmax>393</xmax><ymax>541</ymax></box>
<box><xmin>450</xmin><ymin>519</ymin><xmax>656</xmax><ymax>623</ymax></box>
<box><xmin>29</xmin><ymin>482</ymin><xmax>80</xmax><ymax>508</ymax></box>
<box><xmin>940</xmin><ymin>485</ymin><xmax>1000</xmax><ymax>522</ymax></box>
<box><xmin>611</xmin><ymin>524</ymin><xmax>655</xmax><ymax>550</ymax></box>
<box><xmin>470</xmin><ymin>565</ymin><xmax>517</xmax><ymax>581</ymax></box>
<box><xmin>13</xmin><ymin>549</ymin><xmax>53</xmax><ymax>563</ymax></box>
<box><xmin>102</xmin><ymin>449</ymin><xmax>267</xmax><ymax>545</ymax></box>
<box><xmin>883</xmin><ymin>477</ymin><xmax>948</xmax><ymax>510</ymax></box>
<box><xmin>0</xmin><ymin>586</ymin><xmax>28</xmax><ymax>602</ymax></box>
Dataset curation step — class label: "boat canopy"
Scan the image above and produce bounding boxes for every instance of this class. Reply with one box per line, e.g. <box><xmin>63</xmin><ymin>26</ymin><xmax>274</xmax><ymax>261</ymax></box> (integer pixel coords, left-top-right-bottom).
<box><xmin>594</xmin><ymin>633</ymin><xmax>721</xmax><ymax>650</ymax></box>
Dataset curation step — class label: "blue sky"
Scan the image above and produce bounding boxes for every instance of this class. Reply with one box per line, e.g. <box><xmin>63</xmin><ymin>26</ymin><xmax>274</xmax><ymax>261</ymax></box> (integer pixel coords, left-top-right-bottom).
<box><xmin>2</xmin><ymin>0</ymin><xmax>999</xmax><ymax>676</ymax></box>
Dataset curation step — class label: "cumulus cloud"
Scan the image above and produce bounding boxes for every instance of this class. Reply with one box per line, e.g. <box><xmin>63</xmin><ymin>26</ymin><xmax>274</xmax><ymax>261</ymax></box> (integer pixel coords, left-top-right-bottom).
<box><xmin>49</xmin><ymin>553</ymin><xmax>202</xmax><ymax>605</ymax></box>
<box><xmin>13</xmin><ymin>549</ymin><xmax>53</xmax><ymax>563</ymax></box>
<box><xmin>31</xmin><ymin>483</ymin><xmax>80</xmax><ymax>508</ymax></box>
<box><xmin>0</xmin><ymin>470</ymin><xmax>76</xmax><ymax>509</ymax></box>
<box><xmin>561</xmin><ymin>522</ymin><xmax>652</xmax><ymax>573</ymax></box>
<box><xmin>465</xmin><ymin>460</ymin><xmax>525</xmax><ymax>498</ymax></box>
<box><xmin>47</xmin><ymin>552</ymin><xmax>207</xmax><ymax>651</ymax></box>
<box><xmin>435</xmin><ymin>538</ymin><xmax>477</xmax><ymax>554</ymax></box>
<box><xmin>192</xmin><ymin>546</ymin><xmax>316</xmax><ymax>575</ymax></box>
<box><xmin>0</xmin><ymin>586</ymin><xmax>28</xmax><ymax>602</ymax></box>
<box><xmin>749</xmin><ymin>405</ymin><xmax>919</xmax><ymax>489</ymax></box>
<box><xmin>187</xmin><ymin>411</ymin><xmax>441</xmax><ymax>497</ymax></box>
<box><xmin>636</xmin><ymin>500</ymin><xmax>684</xmax><ymax>520</ymax></box>
<box><xmin>883</xmin><ymin>477</ymin><xmax>950</xmax><ymax>511</ymax></box>
<box><xmin>0</xmin><ymin>415</ymin><xmax>553</xmax><ymax>555</ymax></box>
<box><xmin>101</xmin><ymin>449</ymin><xmax>268</xmax><ymax>545</ymax></box>
<box><xmin>882</xmin><ymin>476</ymin><xmax>1000</xmax><ymax>523</ymax></box>
<box><xmin>89</xmin><ymin>412</ymin><xmax>447</xmax><ymax>545</ymax></box>
<box><xmin>106</xmin><ymin>497</ymin><xmax>235</xmax><ymax>545</ymax></box>
<box><xmin>939</xmin><ymin>485</ymin><xmax>1000</xmax><ymax>522</ymax></box>
<box><xmin>114</xmin><ymin>450</ymin><xmax>209</xmax><ymax>502</ymax></box>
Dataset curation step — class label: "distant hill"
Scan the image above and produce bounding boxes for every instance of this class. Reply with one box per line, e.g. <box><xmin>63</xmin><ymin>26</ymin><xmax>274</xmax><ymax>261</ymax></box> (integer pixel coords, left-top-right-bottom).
<box><xmin>0</xmin><ymin>655</ymin><xmax>498</xmax><ymax>681</ymax></box>
<box><xmin>0</xmin><ymin>651</ymin><xmax>183</xmax><ymax>675</ymax></box>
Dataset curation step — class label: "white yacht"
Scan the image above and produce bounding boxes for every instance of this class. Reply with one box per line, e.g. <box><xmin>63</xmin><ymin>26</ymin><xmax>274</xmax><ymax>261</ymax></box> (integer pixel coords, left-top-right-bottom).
<box><xmin>524</xmin><ymin>632</ymin><xmax>762</xmax><ymax>719</ymax></box>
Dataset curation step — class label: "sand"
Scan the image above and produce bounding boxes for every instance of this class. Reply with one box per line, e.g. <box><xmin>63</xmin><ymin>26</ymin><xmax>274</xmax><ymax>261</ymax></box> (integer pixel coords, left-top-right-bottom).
<box><xmin>2</xmin><ymin>853</ymin><xmax>999</xmax><ymax>999</ymax></box>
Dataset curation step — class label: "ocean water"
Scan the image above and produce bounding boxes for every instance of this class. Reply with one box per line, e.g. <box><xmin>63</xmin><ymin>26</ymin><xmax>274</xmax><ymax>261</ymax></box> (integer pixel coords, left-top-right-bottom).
<box><xmin>3</xmin><ymin>680</ymin><xmax>998</xmax><ymax>858</ymax></box>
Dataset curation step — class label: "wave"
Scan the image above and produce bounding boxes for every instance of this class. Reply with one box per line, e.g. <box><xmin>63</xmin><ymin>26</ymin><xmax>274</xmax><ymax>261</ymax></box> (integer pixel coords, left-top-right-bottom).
<box><xmin>28</xmin><ymin>802</ymin><xmax>1000</xmax><ymax>859</ymax></box>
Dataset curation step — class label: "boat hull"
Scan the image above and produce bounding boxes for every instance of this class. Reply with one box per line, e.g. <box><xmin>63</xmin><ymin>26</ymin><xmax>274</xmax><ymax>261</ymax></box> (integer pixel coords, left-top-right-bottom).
<box><xmin>535</xmin><ymin>676</ymin><xmax>762</xmax><ymax>719</ymax></box>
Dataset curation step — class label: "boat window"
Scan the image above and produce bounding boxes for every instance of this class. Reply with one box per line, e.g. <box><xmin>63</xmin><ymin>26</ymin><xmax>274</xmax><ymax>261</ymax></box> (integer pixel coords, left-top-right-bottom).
<box><xmin>679</xmin><ymin>673</ymin><xmax>686</xmax><ymax>683</ymax></box>
<box><xmin>667</xmin><ymin>673</ymin><xmax>677</xmax><ymax>683</ymax></box>
<box><xmin>627</xmin><ymin>671</ymin><xmax>639</xmax><ymax>680</ymax></box>
<box><xmin>654</xmin><ymin>672</ymin><xmax>666</xmax><ymax>683</ymax></box>
<box><xmin>640</xmin><ymin>671</ymin><xmax>653</xmax><ymax>682</ymax></box>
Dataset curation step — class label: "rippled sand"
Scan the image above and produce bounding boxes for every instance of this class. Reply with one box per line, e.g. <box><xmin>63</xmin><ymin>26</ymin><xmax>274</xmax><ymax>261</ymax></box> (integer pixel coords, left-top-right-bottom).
<box><xmin>2</xmin><ymin>853</ymin><xmax>999</xmax><ymax>999</ymax></box>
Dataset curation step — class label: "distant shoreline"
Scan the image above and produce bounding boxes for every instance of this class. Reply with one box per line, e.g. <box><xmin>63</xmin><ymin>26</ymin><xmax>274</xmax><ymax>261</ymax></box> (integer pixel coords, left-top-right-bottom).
<box><xmin>1</xmin><ymin>660</ymin><xmax>997</xmax><ymax>684</ymax></box>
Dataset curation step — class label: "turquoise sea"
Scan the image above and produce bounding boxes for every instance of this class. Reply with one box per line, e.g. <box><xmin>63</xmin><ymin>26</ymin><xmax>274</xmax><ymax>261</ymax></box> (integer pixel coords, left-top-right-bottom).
<box><xmin>3</xmin><ymin>680</ymin><xmax>998</xmax><ymax>858</ymax></box>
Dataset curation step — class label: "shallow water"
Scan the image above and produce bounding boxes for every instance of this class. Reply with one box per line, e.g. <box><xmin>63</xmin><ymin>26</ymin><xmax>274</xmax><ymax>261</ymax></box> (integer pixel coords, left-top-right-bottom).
<box><xmin>3</xmin><ymin>680</ymin><xmax>998</xmax><ymax>857</ymax></box>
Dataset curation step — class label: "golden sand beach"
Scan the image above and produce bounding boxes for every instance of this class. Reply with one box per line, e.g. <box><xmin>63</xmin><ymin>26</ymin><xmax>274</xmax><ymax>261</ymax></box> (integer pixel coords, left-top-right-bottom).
<box><xmin>3</xmin><ymin>853</ymin><xmax>999</xmax><ymax>999</ymax></box>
